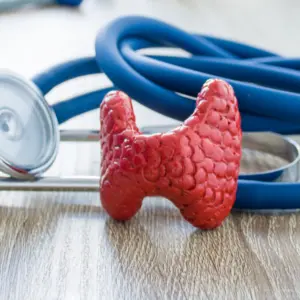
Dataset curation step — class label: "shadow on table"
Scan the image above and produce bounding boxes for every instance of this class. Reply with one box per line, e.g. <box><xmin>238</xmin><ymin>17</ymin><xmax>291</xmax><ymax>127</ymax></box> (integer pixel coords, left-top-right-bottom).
<box><xmin>102</xmin><ymin>212</ymin><xmax>222</xmax><ymax>299</ymax></box>
<box><xmin>102</xmin><ymin>206</ymin><xmax>300</xmax><ymax>299</ymax></box>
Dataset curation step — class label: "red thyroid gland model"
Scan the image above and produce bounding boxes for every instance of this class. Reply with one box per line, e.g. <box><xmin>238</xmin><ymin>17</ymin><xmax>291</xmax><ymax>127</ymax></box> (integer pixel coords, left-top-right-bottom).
<box><xmin>99</xmin><ymin>79</ymin><xmax>242</xmax><ymax>229</ymax></box>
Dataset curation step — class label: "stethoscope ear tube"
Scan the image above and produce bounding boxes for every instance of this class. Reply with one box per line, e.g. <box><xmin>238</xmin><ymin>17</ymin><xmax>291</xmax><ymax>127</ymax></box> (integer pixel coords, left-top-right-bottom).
<box><xmin>0</xmin><ymin>125</ymin><xmax>300</xmax><ymax>212</ymax></box>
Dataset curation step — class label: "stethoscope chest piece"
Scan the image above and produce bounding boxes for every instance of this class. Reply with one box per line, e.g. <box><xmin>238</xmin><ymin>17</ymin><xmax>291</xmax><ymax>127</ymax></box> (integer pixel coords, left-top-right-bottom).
<box><xmin>0</xmin><ymin>70</ymin><xmax>59</xmax><ymax>180</ymax></box>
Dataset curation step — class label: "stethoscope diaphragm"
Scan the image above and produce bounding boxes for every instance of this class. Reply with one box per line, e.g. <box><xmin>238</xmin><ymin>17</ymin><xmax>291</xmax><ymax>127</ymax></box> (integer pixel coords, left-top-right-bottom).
<box><xmin>0</xmin><ymin>70</ymin><xmax>59</xmax><ymax>179</ymax></box>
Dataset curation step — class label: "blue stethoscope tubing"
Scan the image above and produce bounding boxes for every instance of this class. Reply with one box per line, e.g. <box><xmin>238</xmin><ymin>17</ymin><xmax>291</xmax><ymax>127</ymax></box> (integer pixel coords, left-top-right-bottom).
<box><xmin>31</xmin><ymin>15</ymin><xmax>300</xmax><ymax>211</ymax></box>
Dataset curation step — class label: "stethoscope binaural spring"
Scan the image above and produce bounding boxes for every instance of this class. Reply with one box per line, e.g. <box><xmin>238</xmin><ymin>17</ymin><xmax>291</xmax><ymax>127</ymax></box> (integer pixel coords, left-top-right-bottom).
<box><xmin>1</xmin><ymin>15</ymin><xmax>300</xmax><ymax>212</ymax></box>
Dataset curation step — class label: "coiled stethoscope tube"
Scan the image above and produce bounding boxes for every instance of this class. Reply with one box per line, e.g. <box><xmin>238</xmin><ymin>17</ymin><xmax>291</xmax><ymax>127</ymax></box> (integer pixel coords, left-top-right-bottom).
<box><xmin>1</xmin><ymin>15</ymin><xmax>300</xmax><ymax>211</ymax></box>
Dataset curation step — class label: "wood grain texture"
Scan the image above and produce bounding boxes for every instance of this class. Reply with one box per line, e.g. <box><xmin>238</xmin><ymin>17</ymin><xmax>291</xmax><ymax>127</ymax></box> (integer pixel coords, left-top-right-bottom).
<box><xmin>1</xmin><ymin>1</ymin><xmax>300</xmax><ymax>299</ymax></box>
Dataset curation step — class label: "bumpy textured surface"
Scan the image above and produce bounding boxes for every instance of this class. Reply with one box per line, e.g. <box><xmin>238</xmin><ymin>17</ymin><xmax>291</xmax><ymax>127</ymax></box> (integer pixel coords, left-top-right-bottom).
<box><xmin>99</xmin><ymin>79</ymin><xmax>242</xmax><ymax>229</ymax></box>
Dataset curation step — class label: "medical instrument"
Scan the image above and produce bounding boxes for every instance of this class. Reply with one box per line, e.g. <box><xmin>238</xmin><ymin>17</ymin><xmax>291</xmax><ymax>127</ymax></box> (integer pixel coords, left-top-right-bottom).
<box><xmin>0</xmin><ymin>0</ymin><xmax>82</xmax><ymax>11</ymax></box>
<box><xmin>0</xmin><ymin>15</ymin><xmax>300</xmax><ymax>214</ymax></box>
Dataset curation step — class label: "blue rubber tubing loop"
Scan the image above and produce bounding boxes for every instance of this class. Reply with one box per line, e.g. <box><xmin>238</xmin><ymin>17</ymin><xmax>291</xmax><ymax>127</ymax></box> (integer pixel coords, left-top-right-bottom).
<box><xmin>95</xmin><ymin>16</ymin><xmax>300</xmax><ymax>126</ymax></box>
<box><xmin>56</xmin><ymin>0</ymin><xmax>83</xmax><ymax>6</ymax></box>
<box><xmin>53</xmin><ymin>88</ymin><xmax>114</xmax><ymax>124</ymax></box>
<box><xmin>33</xmin><ymin>56</ymin><xmax>300</xmax><ymax>133</ymax></box>
<box><xmin>235</xmin><ymin>180</ymin><xmax>300</xmax><ymax>210</ymax></box>
<box><xmin>32</xmin><ymin>15</ymin><xmax>300</xmax><ymax>210</ymax></box>
<box><xmin>32</xmin><ymin>57</ymin><xmax>114</xmax><ymax>123</ymax></box>
<box><xmin>32</xmin><ymin>57</ymin><xmax>100</xmax><ymax>95</ymax></box>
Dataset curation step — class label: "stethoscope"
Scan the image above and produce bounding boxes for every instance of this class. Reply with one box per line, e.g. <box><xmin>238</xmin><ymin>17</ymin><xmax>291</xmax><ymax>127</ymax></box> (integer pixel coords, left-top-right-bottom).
<box><xmin>1</xmin><ymin>15</ymin><xmax>300</xmax><ymax>212</ymax></box>
<box><xmin>0</xmin><ymin>0</ymin><xmax>82</xmax><ymax>11</ymax></box>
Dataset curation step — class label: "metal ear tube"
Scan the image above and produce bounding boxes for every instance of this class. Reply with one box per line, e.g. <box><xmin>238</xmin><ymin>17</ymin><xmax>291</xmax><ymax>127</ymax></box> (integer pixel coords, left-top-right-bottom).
<box><xmin>0</xmin><ymin>124</ymin><xmax>298</xmax><ymax>190</ymax></box>
<box><xmin>0</xmin><ymin>127</ymin><xmax>299</xmax><ymax>192</ymax></box>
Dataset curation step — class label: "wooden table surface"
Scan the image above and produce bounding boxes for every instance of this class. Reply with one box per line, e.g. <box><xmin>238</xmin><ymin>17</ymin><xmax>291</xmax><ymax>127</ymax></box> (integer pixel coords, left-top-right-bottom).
<box><xmin>1</xmin><ymin>1</ymin><xmax>300</xmax><ymax>299</ymax></box>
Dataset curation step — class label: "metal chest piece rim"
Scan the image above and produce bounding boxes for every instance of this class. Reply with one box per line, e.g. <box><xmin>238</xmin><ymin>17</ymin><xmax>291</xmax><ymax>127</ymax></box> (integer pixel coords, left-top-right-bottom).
<box><xmin>0</xmin><ymin>70</ymin><xmax>59</xmax><ymax>180</ymax></box>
